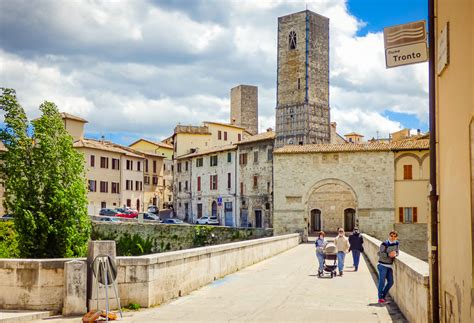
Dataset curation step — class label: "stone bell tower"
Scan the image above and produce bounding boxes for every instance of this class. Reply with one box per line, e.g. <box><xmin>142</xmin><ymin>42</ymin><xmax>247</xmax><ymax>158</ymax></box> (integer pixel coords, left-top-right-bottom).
<box><xmin>275</xmin><ymin>10</ymin><xmax>330</xmax><ymax>147</ymax></box>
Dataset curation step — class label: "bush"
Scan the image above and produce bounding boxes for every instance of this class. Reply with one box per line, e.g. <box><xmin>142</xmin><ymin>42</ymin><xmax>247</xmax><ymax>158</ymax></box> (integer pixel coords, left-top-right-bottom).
<box><xmin>0</xmin><ymin>221</ymin><xmax>20</xmax><ymax>258</ymax></box>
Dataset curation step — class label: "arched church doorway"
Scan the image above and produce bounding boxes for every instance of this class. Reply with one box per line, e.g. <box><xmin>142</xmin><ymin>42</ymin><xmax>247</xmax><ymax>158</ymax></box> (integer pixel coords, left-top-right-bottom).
<box><xmin>344</xmin><ymin>208</ymin><xmax>356</xmax><ymax>232</ymax></box>
<box><xmin>310</xmin><ymin>209</ymin><xmax>322</xmax><ymax>233</ymax></box>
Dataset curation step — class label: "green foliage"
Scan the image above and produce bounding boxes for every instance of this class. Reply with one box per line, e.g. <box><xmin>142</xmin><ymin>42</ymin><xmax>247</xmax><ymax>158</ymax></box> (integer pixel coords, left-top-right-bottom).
<box><xmin>0</xmin><ymin>221</ymin><xmax>20</xmax><ymax>258</ymax></box>
<box><xmin>124</xmin><ymin>303</ymin><xmax>140</xmax><ymax>311</ymax></box>
<box><xmin>0</xmin><ymin>88</ymin><xmax>91</xmax><ymax>258</ymax></box>
<box><xmin>192</xmin><ymin>225</ymin><xmax>215</xmax><ymax>247</ymax></box>
<box><xmin>115</xmin><ymin>233</ymin><xmax>155</xmax><ymax>256</ymax></box>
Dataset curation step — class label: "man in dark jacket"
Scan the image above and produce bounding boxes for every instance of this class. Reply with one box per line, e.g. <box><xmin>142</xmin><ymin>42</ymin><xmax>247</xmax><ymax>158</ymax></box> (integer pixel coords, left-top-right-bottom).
<box><xmin>348</xmin><ymin>227</ymin><xmax>364</xmax><ymax>271</ymax></box>
<box><xmin>377</xmin><ymin>231</ymin><xmax>400</xmax><ymax>304</ymax></box>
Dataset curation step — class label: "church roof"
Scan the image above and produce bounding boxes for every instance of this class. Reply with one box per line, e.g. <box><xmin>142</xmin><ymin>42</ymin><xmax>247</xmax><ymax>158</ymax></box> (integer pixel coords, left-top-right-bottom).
<box><xmin>274</xmin><ymin>138</ymin><xmax>429</xmax><ymax>154</ymax></box>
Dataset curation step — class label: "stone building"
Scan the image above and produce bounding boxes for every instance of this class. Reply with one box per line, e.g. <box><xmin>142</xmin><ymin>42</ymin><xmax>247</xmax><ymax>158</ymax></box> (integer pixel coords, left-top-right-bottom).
<box><xmin>175</xmin><ymin>145</ymin><xmax>238</xmax><ymax>225</ymax></box>
<box><xmin>273</xmin><ymin>136</ymin><xmax>429</xmax><ymax>248</ymax></box>
<box><xmin>230</xmin><ymin>85</ymin><xmax>258</xmax><ymax>135</ymax></box>
<box><xmin>275</xmin><ymin>10</ymin><xmax>330</xmax><ymax>147</ymax></box>
<box><xmin>236</xmin><ymin>130</ymin><xmax>275</xmax><ymax>228</ymax></box>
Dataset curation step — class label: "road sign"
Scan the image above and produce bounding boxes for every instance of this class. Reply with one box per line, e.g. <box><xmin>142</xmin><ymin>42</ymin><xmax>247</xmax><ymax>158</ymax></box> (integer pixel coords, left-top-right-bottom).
<box><xmin>383</xmin><ymin>20</ymin><xmax>428</xmax><ymax>68</ymax></box>
<box><xmin>217</xmin><ymin>196</ymin><xmax>222</xmax><ymax>206</ymax></box>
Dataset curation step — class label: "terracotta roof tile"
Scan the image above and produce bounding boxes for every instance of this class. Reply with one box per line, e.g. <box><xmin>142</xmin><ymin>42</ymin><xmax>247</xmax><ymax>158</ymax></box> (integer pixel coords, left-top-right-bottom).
<box><xmin>73</xmin><ymin>139</ymin><xmax>144</xmax><ymax>158</ymax></box>
<box><xmin>177</xmin><ymin>144</ymin><xmax>237</xmax><ymax>159</ymax></box>
<box><xmin>236</xmin><ymin>131</ymin><xmax>275</xmax><ymax>145</ymax></box>
<box><xmin>60</xmin><ymin>112</ymin><xmax>88</xmax><ymax>123</ymax></box>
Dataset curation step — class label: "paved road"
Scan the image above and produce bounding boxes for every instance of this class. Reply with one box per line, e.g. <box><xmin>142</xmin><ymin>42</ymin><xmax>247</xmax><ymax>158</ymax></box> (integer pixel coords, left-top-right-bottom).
<box><xmin>38</xmin><ymin>241</ymin><xmax>406</xmax><ymax>323</ymax></box>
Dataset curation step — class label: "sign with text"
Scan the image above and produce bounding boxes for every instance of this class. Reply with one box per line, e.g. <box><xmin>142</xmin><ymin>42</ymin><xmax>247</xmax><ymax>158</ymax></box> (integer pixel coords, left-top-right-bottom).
<box><xmin>437</xmin><ymin>22</ymin><xmax>449</xmax><ymax>75</ymax></box>
<box><xmin>384</xmin><ymin>20</ymin><xmax>428</xmax><ymax>68</ymax></box>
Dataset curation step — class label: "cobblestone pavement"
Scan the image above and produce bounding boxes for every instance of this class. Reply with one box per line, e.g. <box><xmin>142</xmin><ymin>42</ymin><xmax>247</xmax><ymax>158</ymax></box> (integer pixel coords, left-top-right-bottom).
<box><xmin>40</xmin><ymin>240</ymin><xmax>406</xmax><ymax>323</ymax></box>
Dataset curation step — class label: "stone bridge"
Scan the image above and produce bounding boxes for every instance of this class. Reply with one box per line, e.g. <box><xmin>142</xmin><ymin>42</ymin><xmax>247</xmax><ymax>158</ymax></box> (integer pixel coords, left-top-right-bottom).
<box><xmin>1</xmin><ymin>234</ymin><xmax>429</xmax><ymax>323</ymax></box>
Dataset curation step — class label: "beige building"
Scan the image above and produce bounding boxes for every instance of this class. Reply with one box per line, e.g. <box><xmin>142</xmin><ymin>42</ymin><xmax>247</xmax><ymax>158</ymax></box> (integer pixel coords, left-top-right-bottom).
<box><xmin>129</xmin><ymin>139</ymin><xmax>174</xmax><ymax>209</ymax></box>
<box><xmin>273</xmin><ymin>137</ymin><xmax>429</xmax><ymax>251</ymax></box>
<box><xmin>435</xmin><ymin>0</ymin><xmax>473</xmax><ymax>321</ymax></box>
<box><xmin>236</xmin><ymin>130</ymin><xmax>275</xmax><ymax>228</ymax></box>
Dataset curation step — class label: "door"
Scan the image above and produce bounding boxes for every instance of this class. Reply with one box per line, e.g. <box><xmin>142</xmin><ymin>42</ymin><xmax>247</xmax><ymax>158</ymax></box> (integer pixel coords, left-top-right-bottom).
<box><xmin>255</xmin><ymin>210</ymin><xmax>263</xmax><ymax>228</ymax></box>
<box><xmin>136</xmin><ymin>199</ymin><xmax>140</xmax><ymax>212</ymax></box>
<box><xmin>224</xmin><ymin>202</ymin><xmax>233</xmax><ymax>226</ymax></box>
<box><xmin>240</xmin><ymin>209</ymin><xmax>248</xmax><ymax>227</ymax></box>
<box><xmin>344</xmin><ymin>208</ymin><xmax>356</xmax><ymax>232</ymax></box>
<box><xmin>211</xmin><ymin>201</ymin><xmax>217</xmax><ymax>218</ymax></box>
<box><xmin>311</xmin><ymin>209</ymin><xmax>321</xmax><ymax>232</ymax></box>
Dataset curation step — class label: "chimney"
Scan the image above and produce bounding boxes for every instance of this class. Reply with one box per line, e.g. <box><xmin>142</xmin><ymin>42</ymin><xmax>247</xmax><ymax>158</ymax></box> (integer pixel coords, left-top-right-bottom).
<box><xmin>266</xmin><ymin>127</ymin><xmax>273</xmax><ymax>132</ymax></box>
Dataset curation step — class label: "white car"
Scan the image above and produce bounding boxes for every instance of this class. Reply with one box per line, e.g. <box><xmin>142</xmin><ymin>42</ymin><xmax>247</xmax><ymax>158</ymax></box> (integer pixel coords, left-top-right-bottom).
<box><xmin>195</xmin><ymin>216</ymin><xmax>219</xmax><ymax>225</ymax></box>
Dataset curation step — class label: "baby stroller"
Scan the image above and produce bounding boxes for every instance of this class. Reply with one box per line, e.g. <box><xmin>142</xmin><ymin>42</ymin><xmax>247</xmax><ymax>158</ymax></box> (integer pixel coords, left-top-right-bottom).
<box><xmin>319</xmin><ymin>242</ymin><xmax>338</xmax><ymax>278</ymax></box>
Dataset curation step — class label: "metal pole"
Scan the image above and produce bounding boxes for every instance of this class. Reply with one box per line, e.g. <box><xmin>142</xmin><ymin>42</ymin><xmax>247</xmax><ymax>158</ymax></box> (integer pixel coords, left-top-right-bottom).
<box><xmin>428</xmin><ymin>0</ymin><xmax>440</xmax><ymax>321</ymax></box>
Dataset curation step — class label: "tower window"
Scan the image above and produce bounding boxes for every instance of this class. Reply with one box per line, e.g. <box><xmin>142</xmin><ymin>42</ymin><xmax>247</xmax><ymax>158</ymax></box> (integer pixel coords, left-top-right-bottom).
<box><xmin>289</xmin><ymin>31</ymin><xmax>297</xmax><ymax>50</ymax></box>
<box><xmin>298</xmin><ymin>78</ymin><xmax>300</xmax><ymax>90</ymax></box>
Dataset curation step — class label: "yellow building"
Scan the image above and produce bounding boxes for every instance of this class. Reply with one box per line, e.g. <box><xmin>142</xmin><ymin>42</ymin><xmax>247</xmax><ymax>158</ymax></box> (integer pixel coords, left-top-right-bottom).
<box><xmin>435</xmin><ymin>0</ymin><xmax>473</xmax><ymax>321</ymax></box>
<box><xmin>129</xmin><ymin>139</ymin><xmax>174</xmax><ymax>209</ymax></box>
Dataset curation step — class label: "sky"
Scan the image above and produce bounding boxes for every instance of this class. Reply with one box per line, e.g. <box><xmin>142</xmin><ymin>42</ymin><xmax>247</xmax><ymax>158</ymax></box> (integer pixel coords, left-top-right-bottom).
<box><xmin>0</xmin><ymin>0</ymin><xmax>428</xmax><ymax>145</ymax></box>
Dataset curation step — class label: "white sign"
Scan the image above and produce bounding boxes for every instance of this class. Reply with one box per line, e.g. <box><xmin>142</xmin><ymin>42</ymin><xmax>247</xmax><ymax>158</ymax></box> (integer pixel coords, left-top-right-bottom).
<box><xmin>385</xmin><ymin>42</ymin><xmax>428</xmax><ymax>68</ymax></box>
<box><xmin>437</xmin><ymin>22</ymin><xmax>449</xmax><ymax>75</ymax></box>
<box><xmin>383</xmin><ymin>20</ymin><xmax>428</xmax><ymax>68</ymax></box>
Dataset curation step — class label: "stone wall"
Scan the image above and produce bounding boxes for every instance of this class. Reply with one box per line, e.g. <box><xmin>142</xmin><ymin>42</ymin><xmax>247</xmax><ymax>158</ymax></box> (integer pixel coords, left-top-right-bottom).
<box><xmin>394</xmin><ymin>223</ymin><xmax>429</xmax><ymax>261</ymax></box>
<box><xmin>230</xmin><ymin>85</ymin><xmax>258</xmax><ymax>135</ymax></box>
<box><xmin>363</xmin><ymin>234</ymin><xmax>430</xmax><ymax>323</ymax></box>
<box><xmin>91</xmin><ymin>221</ymin><xmax>273</xmax><ymax>255</ymax></box>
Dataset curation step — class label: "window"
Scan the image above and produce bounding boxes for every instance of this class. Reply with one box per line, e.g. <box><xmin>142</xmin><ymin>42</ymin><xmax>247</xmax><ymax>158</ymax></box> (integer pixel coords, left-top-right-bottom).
<box><xmin>152</xmin><ymin>176</ymin><xmax>158</xmax><ymax>185</ymax></box>
<box><xmin>197</xmin><ymin>176</ymin><xmax>201</xmax><ymax>192</ymax></box>
<box><xmin>135</xmin><ymin>181</ymin><xmax>140</xmax><ymax>191</ymax></box>
<box><xmin>238</xmin><ymin>134</ymin><xmax>241</xmax><ymax>141</ymax></box>
<box><xmin>254</xmin><ymin>151</ymin><xmax>259</xmax><ymax>164</ymax></box>
<box><xmin>145</xmin><ymin>159</ymin><xmax>149</xmax><ymax>172</ymax></box>
<box><xmin>163</xmin><ymin>179</ymin><xmax>166</xmax><ymax>186</ymax></box>
<box><xmin>144</xmin><ymin>176</ymin><xmax>150</xmax><ymax>185</ymax></box>
<box><xmin>403</xmin><ymin>165</ymin><xmax>413</xmax><ymax>180</ymax></box>
<box><xmin>218</xmin><ymin>130</ymin><xmax>222</xmax><ymax>140</ymax></box>
<box><xmin>210</xmin><ymin>175</ymin><xmax>218</xmax><ymax>190</ymax></box>
<box><xmin>289</xmin><ymin>31</ymin><xmax>297</xmax><ymax>50</ymax></box>
<box><xmin>168</xmin><ymin>195</ymin><xmax>171</xmax><ymax>202</ymax></box>
<box><xmin>210</xmin><ymin>155</ymin><xmax>218</xmax><ymax>167</ymax></box>
<box><xmin>163</xmin><ymin>164</ymin><xmax>166</xmax><ymax>171</ymax></box>
<box><xmin>239</xmin><ymin>153</ymin><xmax>248</xmax><ymax>165</ymax></box>
<box><xmin>298</xmin><ymin>78</ymin><xmax>300</xmax><ymax>90</ymax></box>
<box><xmin>100</xmin><ymin>157</ymin><xmax>109</xmax><ymax>169</ymax></box>
<box><xmin>90</xmin><ymin>155</ymin><xmax>95</xmax><ymax>167</ymax></box>
<box><xmin>399</xmin><ymin>207</ymin><xmax>418</xmax><ymax>223</ymax></box>
<box><xmin>253</xmin><ymin>175</ymin><xmax>258</xmax><ymax>189</ymax></box>
<box><xmin>126</xmin><ymin>180</ymin><xmax>130</xmax><ymax>190</ymax></box>
<box><xmin>197</xmin><ymin>203</ymin><xmax>203</xmax><ymax>218</ymax></box>
<box><xmin>100</xmin><ymin>181</ymin><xmax>108</xmax><ymax>193</ymax></box>
<box><xmin>196</xmin><ymin>158</ymin><xmax>203</xmax><ymax>167</ymax></box>
<box><xmin>224</xmin><ymin>131</ymin><xmax>228</xmax><ymax>140</ymax></box>
<box><xmin>185</xmin><ymin>180</ymin><xmax>188</xmax><ymax>191</ymax></box>
<box><xmin>111</xmin><ymin>182</ymin><xmax>120</xmax><ymax>194</ymax></box>
<box><xmin>88</xmin><ymin>180</ymin><xmax>96</xmax><ymax>192</ymax></box>
<box><xmin>227</xmin><ymin>173</ymin><xmax>231</xmax><ymax>189</ymax></box>
<box><xmin>267</xmin><ymin>148</ymin><xmax>273</xmax><ymax>161</ymax></box>
<box><xmin>126</xmin><ymin>199</ymin><xmax>131</xmax><ymax>207</ymax></box>
<box><xmin>267</xmin><ymin>182</ymin><xmax>270</xmax><ymax>192</ymax></box>
<box><xmin>112</xmin><ymin>158</ymin><xmax>120</xmax><ymax>170</ymax></box>
<box><xmin>137</xmin><ymin>161</ymin><xmax>141</xmax><ymax>171</ymax></box>
<box><xmin>153</xmin><ymin>160</ymin><xmax>157</xmax><ymax>173</ymax></box>
<box><xmin>227</xmin><ymin>152</ymin><xmax>232</xmax><ymax>163</ymax></box>
<box><xmin>240</xmin><ymin>182</ymin><xmax>244</xmax><ymax>195</ymax></box>
<box><xmin>101</xmin><ymin>201</ymin><xmax>106</xmax><ymax>209</ymax></box>
<box><xmin>126</xmin><ymin>160</ymin><xmax>132</xmax><ymax>170</ymax></box>
<box><xmin>179</xmin><ymin>182</ymin><xmax>182</xmax><ymax>192</ymax></box>
<box><xmin>185</xmin><ymin>161</ymin><xmax>188</xmax><ymax>171</ymax></box>
<box><xmin>177</xmin><ymin>162</ymin><xmax>182</xmax><ymax>173</ymax></box>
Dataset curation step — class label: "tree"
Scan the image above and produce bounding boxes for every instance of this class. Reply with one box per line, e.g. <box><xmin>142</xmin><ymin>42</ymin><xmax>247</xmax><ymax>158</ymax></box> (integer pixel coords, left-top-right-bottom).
<box><xmin>0</xmin><ymin>88</ymin><xmax>90</xmax><ymax>258</ymax></box>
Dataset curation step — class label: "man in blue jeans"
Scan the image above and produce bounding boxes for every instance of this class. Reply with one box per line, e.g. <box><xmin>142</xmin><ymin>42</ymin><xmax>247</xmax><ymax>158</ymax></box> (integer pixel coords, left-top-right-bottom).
<box><xmin>377</xmin><ymin>231</ymin><xmax>400</xmax><ymax>304</ymax></box>
<box><xmin>334</xmin><ymin>228</ymin><xmax>350</xmax><ymax>276</ymax></box>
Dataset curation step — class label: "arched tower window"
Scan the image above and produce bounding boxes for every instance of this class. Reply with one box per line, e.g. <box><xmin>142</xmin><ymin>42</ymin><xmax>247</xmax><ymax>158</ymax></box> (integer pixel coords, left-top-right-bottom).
<box><xmin>289</xmin><ymin>31</ymin><xmax>297</xmax><ymax>50</ymax></box>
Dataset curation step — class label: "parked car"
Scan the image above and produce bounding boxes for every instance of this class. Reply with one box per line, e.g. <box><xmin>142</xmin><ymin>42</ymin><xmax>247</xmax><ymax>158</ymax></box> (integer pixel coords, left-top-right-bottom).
<box><xmin>99</xmin><ymin>217</ymin><xmax>121</xmax><ymax>223</ymax></box>
<box><xmin>147</xmin><ymin>205</ymin><xmax>159</xmax><ymax>214</ymax></box>
<box><xmin>140</xmin><ymin>212</ymin><xmax>160</xmax><ymax>221</ymax></box>
<box><xmin>161</xmin><ymin>218</ymin><xmax>185</xmax><ymax>224</ymax></box>
<box><xmin>195</xmin><ymin>216</ymin><xmax>219</xmax><ymax>225</ymax></box>
<box><xmin>116</xmin><ymin>211</ymin><xmax>138</xmax><ymax>219</ymax></box>
<box><xmin>99</xmin><ymin>208</ymin><xmax>121</xmax><ymax>216</ymax></box>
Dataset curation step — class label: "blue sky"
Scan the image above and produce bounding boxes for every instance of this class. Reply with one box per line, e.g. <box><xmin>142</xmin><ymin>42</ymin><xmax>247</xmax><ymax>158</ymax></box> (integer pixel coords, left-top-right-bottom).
<box><xmin>0</xmin><ymin>0</ymin><xmax>429</xmax><ymax>146</ymax></box>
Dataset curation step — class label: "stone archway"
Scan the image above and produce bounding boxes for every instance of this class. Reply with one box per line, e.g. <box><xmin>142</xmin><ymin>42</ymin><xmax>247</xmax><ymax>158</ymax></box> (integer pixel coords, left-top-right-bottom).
<box><xmin>306</xmin><ymin>179</ymin><xmax>357</xmax><ymax>234</ymax></box>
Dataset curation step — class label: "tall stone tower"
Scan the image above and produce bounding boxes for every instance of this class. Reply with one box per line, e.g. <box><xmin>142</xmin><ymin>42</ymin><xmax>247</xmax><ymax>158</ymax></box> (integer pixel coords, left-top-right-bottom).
<box><xmin>275</xmin><ymin>10</ymin><xmax>330</xmax><ymax>147</ymax></box>
<box><xmin>230</xmin><ymin>85</ymin><xmax>258</xmax><ymax>135</ymax></box>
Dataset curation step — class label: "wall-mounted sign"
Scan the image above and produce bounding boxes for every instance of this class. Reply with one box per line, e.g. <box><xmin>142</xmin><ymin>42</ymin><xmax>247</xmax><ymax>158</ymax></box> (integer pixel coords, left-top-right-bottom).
<box><xmin>383</xmin><ymin>20</ymin><xmax>428</xmax><ymax>68</ymax></box>
<box><xmin>437</xmin><ymin>22</ymin><xmax>449</xmax><ymax>75</ymax></box>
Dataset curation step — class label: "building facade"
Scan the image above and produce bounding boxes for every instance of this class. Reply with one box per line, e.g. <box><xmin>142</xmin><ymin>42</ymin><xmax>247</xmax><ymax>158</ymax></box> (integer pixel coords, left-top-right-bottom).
<box><xmin>230</xmin><ymin>85</ymin><xmax>258</xmax><ymax>135</ymax></box>
<box><xmin>236</xmin><ymin>131</ymin><xmax>275</xmax><ymax>228</ymax></box>
<box><xmin>275</xmin><ymin>10</ymin><xmax>330</xmax><ymax>147</ymax></box>
<box><xmin>435</xmin><ymin>0</ymin><xmax>473</xmax><ymax>321</ymax></box>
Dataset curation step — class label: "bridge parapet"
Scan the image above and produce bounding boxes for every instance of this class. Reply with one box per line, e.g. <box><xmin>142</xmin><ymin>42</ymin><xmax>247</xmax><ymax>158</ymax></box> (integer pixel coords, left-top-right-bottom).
<box><xmin>362</xmin><ymin>234</ymin><xmax>430</xmax><ymax>323</ymax></box>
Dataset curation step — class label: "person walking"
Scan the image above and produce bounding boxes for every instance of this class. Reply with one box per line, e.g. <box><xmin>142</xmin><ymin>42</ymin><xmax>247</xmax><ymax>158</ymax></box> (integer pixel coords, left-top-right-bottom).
<box><xmin>348</xmin><ymin>227</ymin><xmax>364</xmax><ymax>271</ymax></box>
<box><xmin>377</xmin><ymin>231</ymin><xmax>400</xmax><ymax>304</ymax></box>
<box><xmin>315</xmin><ymin>231</ymin><xmax>327</xmax><ymax>276</ymax></box>
<box><xmin>334</xmin><ymin>228</ymin><xmax>350</xmax><ymax>276</ymax></box>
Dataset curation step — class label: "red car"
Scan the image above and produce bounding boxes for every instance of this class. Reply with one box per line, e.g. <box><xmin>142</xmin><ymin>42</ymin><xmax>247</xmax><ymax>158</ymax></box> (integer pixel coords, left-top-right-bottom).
<box><xmin>116</xmin><ymin>211</ymin><xmax>138</xmax><ymax>219</ymax></box>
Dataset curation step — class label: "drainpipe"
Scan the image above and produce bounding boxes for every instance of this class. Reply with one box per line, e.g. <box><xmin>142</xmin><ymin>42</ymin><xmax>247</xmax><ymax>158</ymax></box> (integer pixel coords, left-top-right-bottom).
<box><xmin>428</xmin><ymin>0</ymin><xmax>440</xmax><ymax>322</ymax></box>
